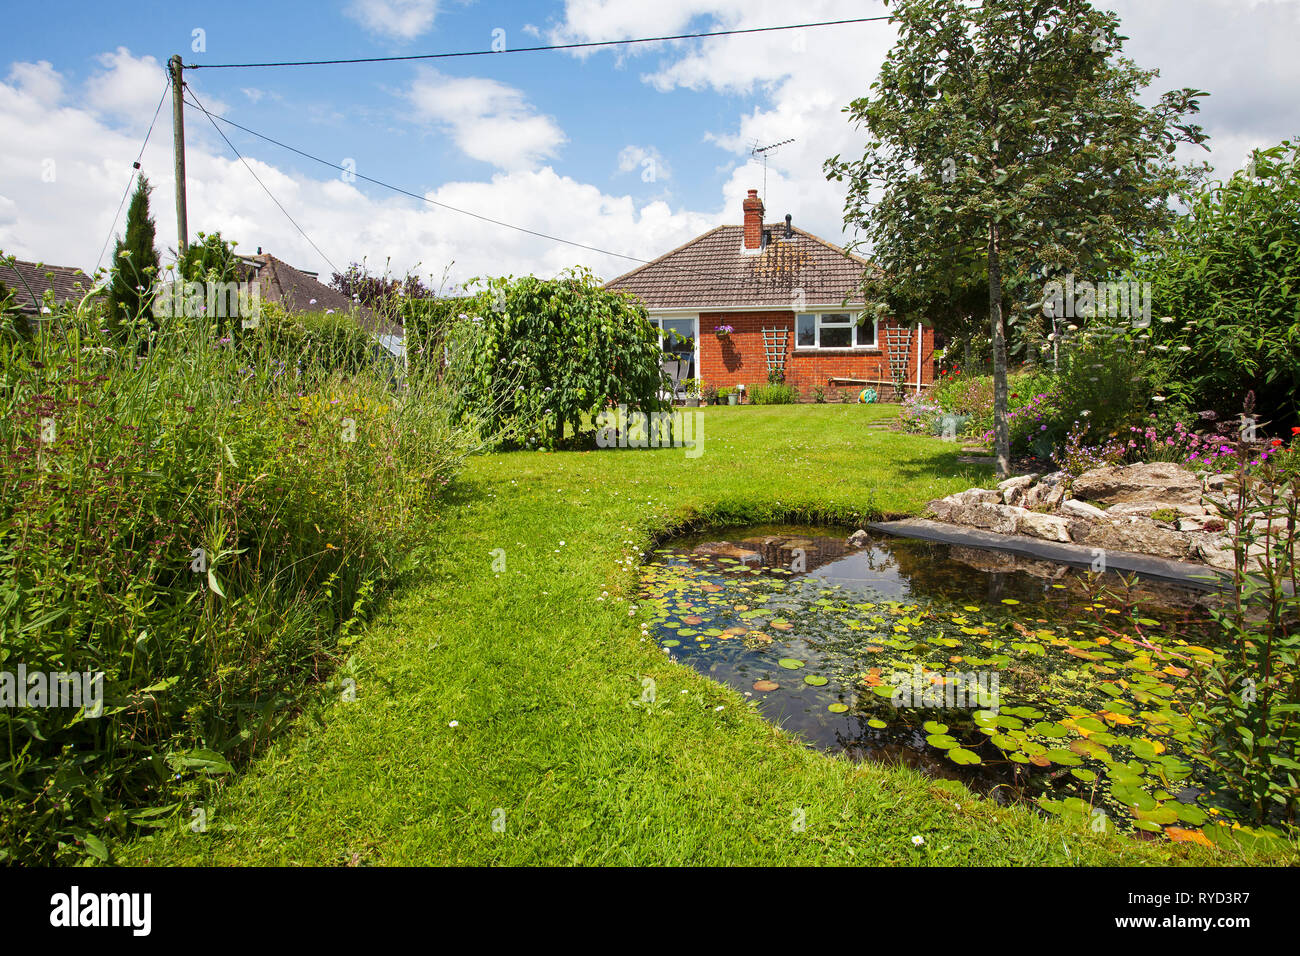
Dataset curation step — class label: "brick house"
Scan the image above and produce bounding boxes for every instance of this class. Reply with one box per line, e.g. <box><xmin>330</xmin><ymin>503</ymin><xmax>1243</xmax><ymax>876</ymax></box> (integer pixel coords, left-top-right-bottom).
<box><xmin>605</xmin><ymin>190</ymin><xmax>936</xmax><ymax>400</ymax></box>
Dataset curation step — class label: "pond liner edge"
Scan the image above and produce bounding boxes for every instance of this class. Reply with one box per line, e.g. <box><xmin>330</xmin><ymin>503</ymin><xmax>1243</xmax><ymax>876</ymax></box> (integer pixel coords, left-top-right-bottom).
<box><xmin>867</xmin><ymin>518</ymin><xmax>1235</xmax><ymax>593</ymax></box>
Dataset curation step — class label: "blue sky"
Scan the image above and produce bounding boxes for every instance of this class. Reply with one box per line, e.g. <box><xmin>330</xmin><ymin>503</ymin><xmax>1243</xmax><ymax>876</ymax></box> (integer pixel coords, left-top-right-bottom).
<box><xmin>2</xmin><ymin>0</ymin><xmax>1298</xmax><ymax>288</ymax></box>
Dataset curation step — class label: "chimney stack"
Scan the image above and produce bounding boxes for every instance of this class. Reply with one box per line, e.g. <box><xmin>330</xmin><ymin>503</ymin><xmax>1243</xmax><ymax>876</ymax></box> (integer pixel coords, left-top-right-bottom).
<box><xmin>743</xmin><ymin>189</ymin><xmax>765</xmax><ymax>250</ymax></box>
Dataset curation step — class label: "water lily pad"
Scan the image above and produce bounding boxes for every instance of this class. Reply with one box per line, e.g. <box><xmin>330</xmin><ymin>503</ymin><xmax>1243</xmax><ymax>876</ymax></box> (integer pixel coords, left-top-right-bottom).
<box><xmin>828</xmin><ymin>703</ymin><xmax>849</xmax><ymax>714</ymax></box>
<box><xmin>662</xmin><ymin>639</ymin><xmax>680</xmax><ymax>647</ymax></box>
<box><xmin>923</xmin><ymin>721</ymin><xmax>949</xmax><ymax>735</ymax></box>
<box><xmin>949</xmin><ymin>748</ymin><xmax>982</xmax><ymax>765</ymax></box>
<box><xmin>778</xmin><ymin>658</ymin><xmax>805</xmax><ymax>670</ymax></box>
<box><xmin>868</xmin><ymin>718</ymin><xmax>888</xmax><ymax>729</ymax></box>
<box><xmin>753</xmin><ymin>680</ymin><xmax>779</xmax><ymax>692</ymax></box>
<box><xmin>804</xmin><ymin>674</ymin><xmax>828</xmax><ymax>686</ymax></box>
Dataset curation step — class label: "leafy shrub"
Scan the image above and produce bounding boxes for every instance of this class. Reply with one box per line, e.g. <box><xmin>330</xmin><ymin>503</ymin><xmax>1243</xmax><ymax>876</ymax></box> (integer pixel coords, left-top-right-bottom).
<box><xmin>1051</xmin><ymin>326</ymin><xmax>1152</xmax><ymax>442</ymax></box>
<box><xmin>451</xmin><ymin>267</ymin><xmax>666</xmax><ymax>448</ymax></box>
<box><xmin>1139</xmin><ymin>139</ymin><xmax>1300</xmax><ymax>429</ymax></box>
<box><xmin>748</xmin><ymin>382</ymin><xmax>798</xmax><ymax>405</ymax></box>
<box><xmin>0</xmin><ymin>287</ymin><xmax>494</xmax><ymax>864</ymax></box>
<box><xmin>931</xmin><ymin>370</ymin><xmax>993</xmax><ymax>419</ymax></box>
<box><xmin>255</xmin><ymin>301</ymin><xmax>381</xmax><ymax>376</ymax></box>
<box><xmin>812</xmin><ymin>386</ymin><xmax>826</xmax><ymax>403</ymax></box>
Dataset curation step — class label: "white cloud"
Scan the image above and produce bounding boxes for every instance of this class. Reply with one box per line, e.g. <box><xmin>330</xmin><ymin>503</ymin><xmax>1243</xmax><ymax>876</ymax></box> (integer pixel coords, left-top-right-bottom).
<box><xmin>84</xmin><ymin>48</ymin><xmax>168</xmax><ymax>121</ymax></box>
<box><xmin>344</xmin><ymin>0</ymin><xmax>441</xmax><ymax>41</ymax></box>
<box><xmin>554</xmin><ymin>0</ymin><xmax>1300</xmax><ymax>244</ymax></box>
<box><xmin>0</xmin><ymin>57</ymin><xmax>717</xmax><ymax>288</ymax></box>
<box><xmin>5</xmin><ymin>61</ymin><xmax>63</xmax><ymax>106</ymax></box>
<box><xmin>407</xmin><ymin>68</ymin><xmax>566</xmax><ymax>171</ymax></box>
<box><xmin>617</xmin><ymin>145</ymin><xmax>671</xmax><ymax>181</ymax></box>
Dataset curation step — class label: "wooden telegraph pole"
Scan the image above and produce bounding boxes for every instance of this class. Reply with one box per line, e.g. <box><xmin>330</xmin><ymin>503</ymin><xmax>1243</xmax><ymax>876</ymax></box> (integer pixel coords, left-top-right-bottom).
<box><xmin>168</xmin><ymin>54</ymin><xmax>188</xmax><ymax>255</ymax></box>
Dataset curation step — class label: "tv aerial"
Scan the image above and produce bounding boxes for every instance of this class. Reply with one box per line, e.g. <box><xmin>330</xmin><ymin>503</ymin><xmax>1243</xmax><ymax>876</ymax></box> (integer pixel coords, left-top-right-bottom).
<box><xmin>750</xmin><ymin>138</ymin><xmax>795</xmax><ymax>202</ymax></box>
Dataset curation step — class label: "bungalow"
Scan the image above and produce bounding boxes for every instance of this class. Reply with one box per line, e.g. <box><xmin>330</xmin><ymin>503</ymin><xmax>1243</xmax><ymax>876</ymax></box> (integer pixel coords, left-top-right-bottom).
<box><xmin>605</xmin><ymin>190</ymin><xmax>936</xmax><ymax>400</ymax></box>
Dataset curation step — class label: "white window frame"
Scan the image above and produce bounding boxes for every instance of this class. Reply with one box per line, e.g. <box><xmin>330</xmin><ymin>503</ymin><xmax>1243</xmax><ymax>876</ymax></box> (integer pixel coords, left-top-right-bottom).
<box><xmin>795</xmin><ymin>312</ymin><xmax>878</xmax><ymax>350</ymax></box>
<box><xmin>646</xmin><ymin>314</ymin><xmax>699</xmax><ymax>377</ymax></box>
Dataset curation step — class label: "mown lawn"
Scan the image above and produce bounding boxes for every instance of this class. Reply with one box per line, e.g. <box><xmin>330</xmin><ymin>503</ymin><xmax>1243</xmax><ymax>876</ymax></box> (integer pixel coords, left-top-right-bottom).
<box><xmin>122</xmin><ymin>404</ymin><xmax>1283</xmax><ymax>865</ymax></box>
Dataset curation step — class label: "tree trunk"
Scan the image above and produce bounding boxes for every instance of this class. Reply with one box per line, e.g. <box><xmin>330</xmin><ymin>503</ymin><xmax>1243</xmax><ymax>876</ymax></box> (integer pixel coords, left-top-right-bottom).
<box><xmin>988</xmin><ymin>220</ymin><xmax>1011</xmax><ymax>479</ymax></box>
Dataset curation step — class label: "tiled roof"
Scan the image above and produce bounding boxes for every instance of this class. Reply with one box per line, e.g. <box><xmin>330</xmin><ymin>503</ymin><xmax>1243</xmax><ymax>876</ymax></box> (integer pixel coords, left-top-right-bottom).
<box><xmin>605</xmin><ymin>224</ymin><xmax>874</xmax><ymax>311</ymax></box>
<box><xmin>0</xmin><ymin>259</ymin><xmax>95</xmax><ymax>315</ymax></box>
<box><xmin>243</xmin><ymin>254</ymin><xmax>396</xmax><ymax>336</ymax></box>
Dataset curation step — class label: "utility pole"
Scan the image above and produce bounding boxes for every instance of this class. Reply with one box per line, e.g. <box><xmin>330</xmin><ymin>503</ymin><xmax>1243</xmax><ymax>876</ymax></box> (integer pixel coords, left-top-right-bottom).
<box><xmin>169</xmin><ymin>54</ymin><xmax>188</xmax><ymax>255</ymax></box>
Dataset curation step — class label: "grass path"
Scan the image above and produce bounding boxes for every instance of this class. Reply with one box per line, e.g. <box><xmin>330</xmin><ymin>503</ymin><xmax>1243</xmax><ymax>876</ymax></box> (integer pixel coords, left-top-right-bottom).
<box><xmin>125</xmin><ymin>405</ymin><xmax>1254</xmax><ymax>865</ymax></box>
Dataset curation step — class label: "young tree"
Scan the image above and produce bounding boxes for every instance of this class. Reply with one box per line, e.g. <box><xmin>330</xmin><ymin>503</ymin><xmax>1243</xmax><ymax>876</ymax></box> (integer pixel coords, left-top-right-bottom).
<box><xmin>826</xmin><ymin>0</ymin><xmax>1208</xmax><ymax>476</ymax></box>
<box><xmin>107</xmin><ymin>175</ymin><xmax>161</xmax><ymax>338</ymax></box>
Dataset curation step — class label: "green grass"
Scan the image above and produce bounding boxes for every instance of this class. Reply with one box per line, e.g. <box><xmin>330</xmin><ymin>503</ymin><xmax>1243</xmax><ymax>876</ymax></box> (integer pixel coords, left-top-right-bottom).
<box><xmin>121</xmin><ymin>405</ymin><xmax>1287</xmax><ymax>865</ymax></box>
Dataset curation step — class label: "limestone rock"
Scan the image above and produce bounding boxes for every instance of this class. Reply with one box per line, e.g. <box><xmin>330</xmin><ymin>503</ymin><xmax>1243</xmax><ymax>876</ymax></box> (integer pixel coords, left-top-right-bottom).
<box><xmin>1016</xmin><ymin>511</ymin><xmax>1073</xmax><ymax>543</ymax></box>
<box><xmin>1107</xmin><ymin>501</ymin><xmax>1207</xmax><ymax>518</ymax></box>
<box><xmin>997</xmin><ymin>474</ymin><xmax>1038</xmax><ymax>506</ymax></box>
<box><xmin>1060</xmin><ymin>498</ymin><xmax>1108</xmax><ymax>520</ymax></box>
<box><xmin>1070</xmin><ymin>462</ymin><xmax>1202</xmax><ymax>506</ymax></box>
<box><xmin>1023</xmin><ymin>481</ymin><xmax>1066</xmax><ymax>511</ymax></box>
<box><xmin>1070</xmin><ymin>517</ymin><xmax>1194</xmax><ymax>560</ymax></box>
<box><xmin>1176</xmin><ymin>515</ymin><xmax>1227</xmax><ymax>534</ymax></box>
<box><xmin>847</xmin><ymin>529</ymin><xmax>870</xmax><ymax>548</ymax></box>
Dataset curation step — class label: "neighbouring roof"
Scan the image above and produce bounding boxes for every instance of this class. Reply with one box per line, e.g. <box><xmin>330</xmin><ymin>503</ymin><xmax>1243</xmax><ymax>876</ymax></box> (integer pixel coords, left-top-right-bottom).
<box><xmin>241</xmin><ymin>253</ymin><xmax>398</xmax><ymax>337</ymax></box>
<box><xmin>0</xmin><ymin>259</ymin><xmax>96</xmax><ymax>315</ymax></box>
<box><xmin>605</xmin><ymin>224</ymin><xmax>874</xmax><ymax>311</ymax></box>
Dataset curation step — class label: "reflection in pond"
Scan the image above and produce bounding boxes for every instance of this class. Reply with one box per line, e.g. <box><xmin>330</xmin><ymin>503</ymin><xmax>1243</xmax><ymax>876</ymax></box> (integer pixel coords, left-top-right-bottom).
<box><xmin>640</xmin><ymin>525</ymin><xmax>1243</xmax><ymax>837</ymax></box>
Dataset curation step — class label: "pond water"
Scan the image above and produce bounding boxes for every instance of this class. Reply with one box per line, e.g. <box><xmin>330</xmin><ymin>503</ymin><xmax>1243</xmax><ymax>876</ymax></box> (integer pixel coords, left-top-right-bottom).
<box><xmin>639</xmin><ymin>524</ymin><xmax>1237</xmax><ymax>836</ymax></box>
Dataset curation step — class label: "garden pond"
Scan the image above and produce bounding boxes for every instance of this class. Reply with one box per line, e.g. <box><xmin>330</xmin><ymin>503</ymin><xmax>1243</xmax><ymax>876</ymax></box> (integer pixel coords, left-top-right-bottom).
<box><xmin>638</xmin><ymin>524</ymin><xmax>1259</xmax><ymax>844</ymax></box>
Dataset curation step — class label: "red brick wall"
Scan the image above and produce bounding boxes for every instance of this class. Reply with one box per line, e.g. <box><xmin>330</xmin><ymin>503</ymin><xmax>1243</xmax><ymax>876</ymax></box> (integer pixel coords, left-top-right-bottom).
<box><xmin>698</xmin><ymin>311</ymin><xmax>936</xmax><ymax>401</ymax></box>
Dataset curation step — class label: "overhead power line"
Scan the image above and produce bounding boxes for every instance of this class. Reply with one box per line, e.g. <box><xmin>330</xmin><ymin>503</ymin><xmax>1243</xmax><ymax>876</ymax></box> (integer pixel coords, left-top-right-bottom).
<box><xmin>183</xmin><ymin>93</ymin><xmax>654</xmax><ymax>266</ymax></box>
<box><xmin>95</xmin><ymin>74</ymin><xmax>171</xmax><ymax>273</ymax></box>
<box><xmin>180</xmin><ymin>95</ymin><xmax>883</xmax><ymax>285</ymax></box>
<box><xmin>185</xmin><ymin>16</ymin><xmax>893</xmax><ymax>69</ymax></box>
<box><xmin>186</xmin><ymin>88</ymin><xmax>340</xmax><ymax>274</ymax></box>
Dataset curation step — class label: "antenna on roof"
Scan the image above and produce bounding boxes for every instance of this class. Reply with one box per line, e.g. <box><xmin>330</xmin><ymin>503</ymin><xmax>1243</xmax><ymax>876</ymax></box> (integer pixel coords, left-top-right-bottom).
<box><xmin>750</xmin><ymin>138</ymin><xmax>795</xmax><ymax>204</ymax></box>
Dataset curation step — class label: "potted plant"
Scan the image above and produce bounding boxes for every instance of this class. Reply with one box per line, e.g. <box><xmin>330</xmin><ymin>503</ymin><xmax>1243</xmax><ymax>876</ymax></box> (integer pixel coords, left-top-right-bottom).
<box><xmin>682</xmin><ymin>378</ymin><xmax>701</xmax><ymax>407</ymax></box>
<box><xmin>703</xmin><ymin>384</ymin><xmax>718</xmax><ymax>405</ymax></box>
<box><xmin>714</xmin><ymin>324</ymin><xmax>734</xmax><ymax>339</ymax></box>
<box><xmin>717</xmin><ymin>386</ymin><xmax>733</xmax><ymax>405</ymax></box>
<box><xmin>733</xmin><ymin>383</ymin><xmax>746</xmax><ymax>405</ymax></box>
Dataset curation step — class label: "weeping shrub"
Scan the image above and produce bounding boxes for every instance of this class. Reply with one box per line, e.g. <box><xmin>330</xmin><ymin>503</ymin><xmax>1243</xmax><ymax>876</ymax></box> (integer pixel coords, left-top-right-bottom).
<box><xmin>450</xmin><ymin>267</ymin><xmax>666</xmax><ymax>448</ymax></box>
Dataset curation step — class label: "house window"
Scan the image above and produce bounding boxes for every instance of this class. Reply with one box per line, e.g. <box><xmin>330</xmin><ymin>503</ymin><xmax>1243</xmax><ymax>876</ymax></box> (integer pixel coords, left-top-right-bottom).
<box><xmin>646</xmin><ymin>316</ymin><xmax>697</xmax><ymax>378</ymax></box>
<box><xmin>795</xmin><ymin>312</ymin><xmax>876</xmax><ymax>349</ymax></box>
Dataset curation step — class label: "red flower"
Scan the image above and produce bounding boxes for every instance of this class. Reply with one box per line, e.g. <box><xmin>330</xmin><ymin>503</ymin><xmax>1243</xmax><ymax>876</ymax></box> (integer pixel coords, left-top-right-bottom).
<box><xmin>1292</xmin><ymin>426</ymin><xmax>1300</xmax><ymax>435</ymax></box>
<box><xmin>1271</xmin><ymin>439</ymin><xmax>1283</xmax><ymax>447</ymax></box>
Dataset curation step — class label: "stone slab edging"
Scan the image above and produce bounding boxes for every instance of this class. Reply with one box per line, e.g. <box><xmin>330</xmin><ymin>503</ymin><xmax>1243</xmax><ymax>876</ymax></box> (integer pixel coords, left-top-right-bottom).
<box><xmin>868</xmin><ymin>518</ymin><xmax>1234</xmax><ymax>592</ymax></box>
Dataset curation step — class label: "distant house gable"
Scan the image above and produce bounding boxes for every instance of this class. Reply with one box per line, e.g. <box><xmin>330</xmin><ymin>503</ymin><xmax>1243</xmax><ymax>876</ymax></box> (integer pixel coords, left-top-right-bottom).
<box><xmin>240</xmin><ymin>253</ymin><xmax>400</xmax><ymax>338</ymax></box>
<box><xmin>0</xmin><ymin>259</ymin><xmax>95</xmax><ymax>316</ymax></box>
